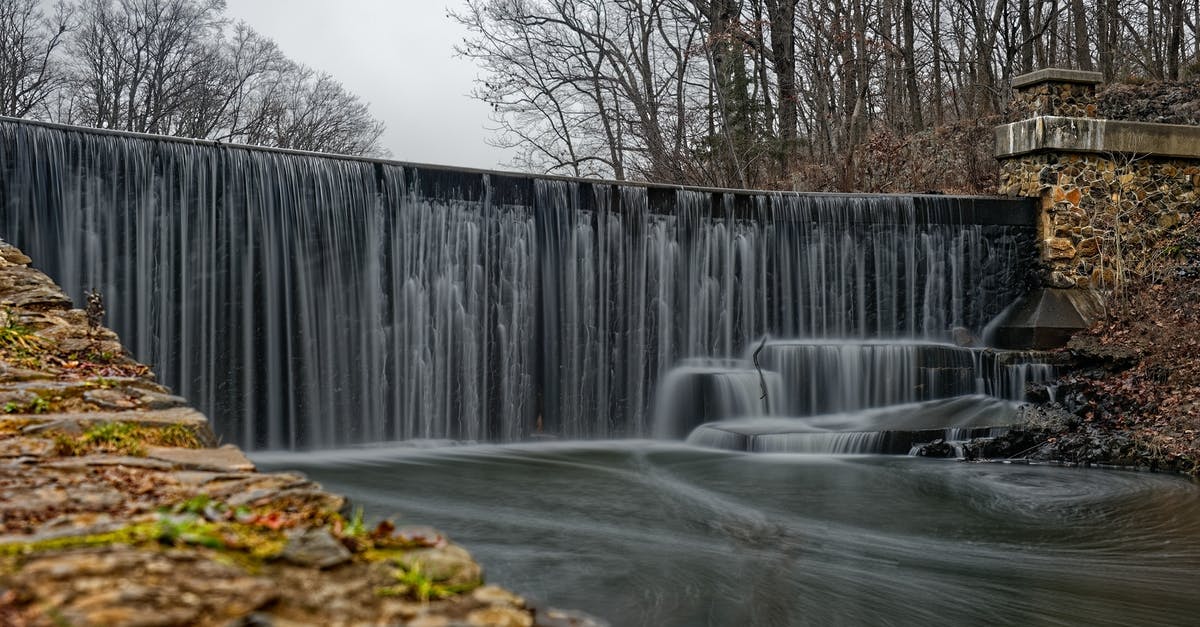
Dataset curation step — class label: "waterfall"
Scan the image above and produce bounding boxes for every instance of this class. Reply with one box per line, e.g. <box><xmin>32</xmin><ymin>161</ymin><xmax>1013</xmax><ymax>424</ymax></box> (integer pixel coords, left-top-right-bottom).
<box><xmin>0</xmin><ymin>118</ymin><xmax>1038</xmax><ymax>449</ymax></box>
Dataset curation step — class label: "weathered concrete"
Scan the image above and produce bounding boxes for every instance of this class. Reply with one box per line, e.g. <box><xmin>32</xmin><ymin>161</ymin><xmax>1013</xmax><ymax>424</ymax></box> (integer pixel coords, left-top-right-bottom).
<box><xmin>996</xmin><ymin>115</ymin><xmax>1200</xmax><ymax>160</ymax></box>
<box><xmin>987</xmin><ymin>287</ymin><xmax>1106</xmax><ymax>350</ymax></box>
<box><xmin>1011</xmin><ymin>68</ymin><xmax>1104</xmax><ymax>89</ymax></box>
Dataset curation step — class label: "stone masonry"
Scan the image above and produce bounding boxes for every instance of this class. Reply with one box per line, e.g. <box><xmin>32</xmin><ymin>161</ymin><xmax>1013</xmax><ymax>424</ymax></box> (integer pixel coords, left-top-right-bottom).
<box><xmin>996</xmin><ymin>70</ymin><xmax>1200</xmax><ymax>291</ymax></box>
<box><xmin>1006</xmin><ymin>68</ymin><xmax>1103</xmax><ymax>121</ymax></box>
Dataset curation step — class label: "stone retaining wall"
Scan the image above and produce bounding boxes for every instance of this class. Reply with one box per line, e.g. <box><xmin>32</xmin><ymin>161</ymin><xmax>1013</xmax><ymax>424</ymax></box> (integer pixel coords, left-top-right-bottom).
<box><xmin>998</xmin><ymin>152</ymin><xmax>1199</xmax><ymax>288</ymax></box>
<box><xmin>996</xmin><ymin>69</ymin><xmax>1200</xmax><ymax>290</ymax></box>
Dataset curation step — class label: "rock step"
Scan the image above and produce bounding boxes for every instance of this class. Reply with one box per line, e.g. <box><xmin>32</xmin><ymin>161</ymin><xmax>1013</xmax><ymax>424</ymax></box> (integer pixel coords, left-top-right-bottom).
<box><xmin>13</xmin><ymin>407</ymin><xmax>217</xmax><ymax>446</ymax></box>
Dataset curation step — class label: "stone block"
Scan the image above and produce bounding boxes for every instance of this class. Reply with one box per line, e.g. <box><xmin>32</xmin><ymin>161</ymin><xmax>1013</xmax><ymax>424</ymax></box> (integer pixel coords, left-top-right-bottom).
<box><xmin>1044</xmin><ymin>238</ymin><xmax>1076</xmax><ymax>260</ymax></box>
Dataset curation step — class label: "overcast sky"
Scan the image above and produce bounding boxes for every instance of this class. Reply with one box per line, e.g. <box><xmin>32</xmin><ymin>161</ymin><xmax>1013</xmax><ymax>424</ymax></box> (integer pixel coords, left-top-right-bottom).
<box><xmin>224</xmin><ymin>0</ymin><xmax>513</xmax><ymax>169</ymax></box>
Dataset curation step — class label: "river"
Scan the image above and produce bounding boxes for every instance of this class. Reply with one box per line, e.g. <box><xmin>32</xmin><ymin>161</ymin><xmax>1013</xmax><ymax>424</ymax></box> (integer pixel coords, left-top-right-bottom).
<box><xmin>255</xmin><ymin>442</ymin><xmax>1200</xmax><ymax>626</ymax></box>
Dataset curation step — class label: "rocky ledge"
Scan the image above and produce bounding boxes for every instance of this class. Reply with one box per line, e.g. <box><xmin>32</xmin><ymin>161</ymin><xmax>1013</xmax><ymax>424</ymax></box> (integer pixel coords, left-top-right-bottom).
<box><xmin>0</xmin><ymin>239</ymin><xmax>600</xmax><ymax>627</ymax></box>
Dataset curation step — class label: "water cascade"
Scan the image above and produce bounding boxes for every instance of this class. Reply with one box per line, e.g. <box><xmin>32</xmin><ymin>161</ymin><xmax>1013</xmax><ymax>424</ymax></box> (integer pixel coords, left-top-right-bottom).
<box><xmin>0</xmin><ymin>118</ymin><xmax>1039</xmax><ymax>449</ymax></box>
<box><xmin>670</xmin><ymin>339</ymin><xmax>1058</xmax><ymax>453</ymax></box>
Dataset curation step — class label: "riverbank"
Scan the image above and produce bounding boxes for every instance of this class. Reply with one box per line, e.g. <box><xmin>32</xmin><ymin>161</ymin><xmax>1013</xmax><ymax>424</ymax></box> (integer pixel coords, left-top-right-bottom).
<box><xmin>0</xmin><ymin>239</ymin><xmax>597</xmax><ymax>626</ymax></box>
<box><xmin>962</xmin><ymin>218</ymin><xmax>1200</xmax><ymax>475</ymax></box>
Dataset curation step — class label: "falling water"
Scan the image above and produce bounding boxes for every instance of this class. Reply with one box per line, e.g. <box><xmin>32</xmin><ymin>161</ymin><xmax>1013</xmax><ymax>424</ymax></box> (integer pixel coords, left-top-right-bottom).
<box><xmin>0</xmin><ymin>118</ymin><xmax>1039</xmax><ymax>449</ymax></box>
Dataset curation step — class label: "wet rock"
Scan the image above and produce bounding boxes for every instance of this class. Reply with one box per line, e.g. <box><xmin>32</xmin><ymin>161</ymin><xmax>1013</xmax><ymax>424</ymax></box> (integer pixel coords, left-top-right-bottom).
<box><xmin>950</xmin><ymin>327</ymin><xmax>977</xmax><ymax>347</ymax></box>
<box><xmin>1017</xmin><ymin>403</ymin><xmax>1077</xmax><ymax>431</ymax></box>
<box><xmin>534</xmin><ymin>608</ymin><xmax>612</xmax><ymax>627</ymax></box>
<box><xmin>398</xmin><ymin>545</ymin><xmax>483</xmax><ymax>587</ymax></box>
<box><xmin>145</xmin><ymin>445</ymin><xmax>255</xmax><ymax>473</ymax></box>
<box><xmin>962</xmin><ymin>428</ymin><xmax>1051</xmax><ymax>460</ymax></box>
<box><xmin>1047</xmin><ymin>270</ymin><xmax>1076</xmax><ymax>289</ymax></box>
<box><xmin>281</xmin><ymin>528</ymin><xmax>352</xmax><ymax>569</ymax></box>
<box><xmin>83</xmin><ymin>388</ymin><xmax>139</xmax><ymax>410</ymax></box>
<box><xmin>914</xmin><ymin>439</ymin><xmax>956</xmax><ymax>458</ymax></box>
<box><xmin>468</xmin><ymin>607</ymin><xmax>534</xmax><ymax>627</ymax></box>
<box><xmin>1066</xmin><ymin>335</ymin><xmax>1140</xmax><ymax>371</ymax></box>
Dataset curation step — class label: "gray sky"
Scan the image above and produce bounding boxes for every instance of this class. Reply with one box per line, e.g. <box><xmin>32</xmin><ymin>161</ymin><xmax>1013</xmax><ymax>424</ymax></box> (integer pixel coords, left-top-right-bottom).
<box><xmin>224</xmin><ymin>0</ymin><xmax>513</xmax><ymax>169</ymax></box>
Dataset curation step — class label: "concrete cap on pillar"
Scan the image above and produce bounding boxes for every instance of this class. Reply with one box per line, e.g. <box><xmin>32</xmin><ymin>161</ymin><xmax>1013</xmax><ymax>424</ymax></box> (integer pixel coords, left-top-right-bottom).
<box><xmin>1012</xmin><ymin>68</ymin><xmax>1104</xmax><ymax>89</ymax></box>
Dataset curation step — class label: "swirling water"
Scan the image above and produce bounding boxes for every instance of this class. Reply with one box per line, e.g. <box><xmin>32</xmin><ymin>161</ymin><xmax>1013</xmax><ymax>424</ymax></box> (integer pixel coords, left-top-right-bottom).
<box><xmin>255</xmin><ymin>443</ymin><xmax>1200</xmax><ymax>626</ymax></box>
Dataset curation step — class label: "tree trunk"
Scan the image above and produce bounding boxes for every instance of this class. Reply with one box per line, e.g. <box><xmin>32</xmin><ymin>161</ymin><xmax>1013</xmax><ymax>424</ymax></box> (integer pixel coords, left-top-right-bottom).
<box><xmin>902</xmin><ymin>0</ymin><xmax>923</xmax><ymax>130</ymax></box>
<box><xmin>1071</xmin><ymin>0</ymin><xmax>1092</xmax><ymax>70</ymax></box>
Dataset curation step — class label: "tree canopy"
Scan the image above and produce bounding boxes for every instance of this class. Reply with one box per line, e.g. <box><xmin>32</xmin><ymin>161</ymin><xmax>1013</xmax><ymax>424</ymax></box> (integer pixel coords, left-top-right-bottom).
<box><xmin>455</xmin><ymin>0</ymin><xmax>1200</xmax><ymax>190</ymax></box>
<box><xmin>0</xmin><ymin>0</ymin><xmax>385</xmax><ymax>156</ymax></box>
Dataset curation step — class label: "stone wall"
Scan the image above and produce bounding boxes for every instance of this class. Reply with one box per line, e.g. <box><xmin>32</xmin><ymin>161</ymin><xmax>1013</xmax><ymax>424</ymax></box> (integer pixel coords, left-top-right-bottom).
<box><xmin>997</xmin><ymin>69</ymin><xmax>1200</xmax><ymax>291</ymax></box>
<box><xmin>1008</xmin><ymin>80</ymin><xmax>1099</xmax><ymax>121</ymax></box>
<box><xmin>998</xmin><ymin>153</ymin><xmax>1199</xmax><ymax>288</ymax></box>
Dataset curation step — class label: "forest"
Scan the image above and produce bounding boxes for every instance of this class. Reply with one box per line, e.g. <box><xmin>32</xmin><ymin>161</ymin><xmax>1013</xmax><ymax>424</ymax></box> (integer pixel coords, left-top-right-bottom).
<box><xmin>455</xmin><ymin>0</ymin><xmax>1200</xmax><ymax>191</ymax></box>
<box><xmin>2</xmin><ymin>0</ymin><xmax>1198</xmax><ymax>191</ymax></box>
<box><xmin>0</xmin><ymin>0</ymin><xmax>386</xmax><ymax>156</ymax></box>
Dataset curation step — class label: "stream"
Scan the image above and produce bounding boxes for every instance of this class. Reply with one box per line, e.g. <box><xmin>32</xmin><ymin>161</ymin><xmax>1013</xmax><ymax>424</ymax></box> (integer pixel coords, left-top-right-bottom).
<box><xmin>255</xmin><ymin>442</ymin><xmax>1200</xmax><ymax>626</ymax></box>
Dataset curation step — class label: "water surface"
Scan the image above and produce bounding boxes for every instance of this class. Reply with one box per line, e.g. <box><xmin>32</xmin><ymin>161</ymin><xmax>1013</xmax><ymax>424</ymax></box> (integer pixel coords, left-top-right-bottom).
<box><xmin>255</xmin><ymin>442</ymin><xmax>1200</xmax><ymax>626</ymax></box>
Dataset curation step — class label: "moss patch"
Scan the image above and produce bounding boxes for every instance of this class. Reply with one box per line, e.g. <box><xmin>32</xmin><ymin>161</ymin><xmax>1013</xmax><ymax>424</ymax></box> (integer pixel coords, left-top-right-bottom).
<box><xmin>0</xmin><ymin>522</ymin><xmax>162</xmax><ymax>558</ymax></box>
<box><xmin>52</xmin><ymin>421</ymin><xmax>205</xmax><ymax>456</ymax></box>
<box><xmin>0</xmin><ymin>514</ymin><xmax>288</xmax><ymax>567</ymax></box>
<box><xmin>376</xmin><ymin>562</ymin><xmax>477</xmax><ymax>602</ymax></box>
<box><xmin>0</xmin><ymin>417</ymin><xmax>40</xmax><ymax>436</ymax></box>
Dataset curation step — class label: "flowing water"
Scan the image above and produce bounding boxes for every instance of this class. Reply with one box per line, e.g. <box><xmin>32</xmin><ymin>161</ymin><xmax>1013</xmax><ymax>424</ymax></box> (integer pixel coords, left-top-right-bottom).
<box><xmin>254</xmin><ymin>443</ymin><xmax>1200</xmax><ymax>626</ymax></box>
<box><xmin>6</xmin><ymin>117</ymin><xmax>1197</xmax><ymax>624</ymax></box>
<box><xmin>0</xmin><ymin>118</ymin><xmax>1037</xmax><ymax>450</ymax></box>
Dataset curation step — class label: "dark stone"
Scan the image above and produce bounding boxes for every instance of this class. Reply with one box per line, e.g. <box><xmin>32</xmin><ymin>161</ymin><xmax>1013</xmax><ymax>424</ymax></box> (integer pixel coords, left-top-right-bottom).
<box><xmin>1065</xmin><ymin>335</ymin><xmax>1140</xmax><ymax>371</ymax></box>
<box><xmin>914</xmin><ymin>439</ymin><xmax>956</xmax><ymax>458</ymax></box>
<box><xmin>987</xmin><ymin>288</ymin><xmax>1104</xmax><ymax>349</ymax></box>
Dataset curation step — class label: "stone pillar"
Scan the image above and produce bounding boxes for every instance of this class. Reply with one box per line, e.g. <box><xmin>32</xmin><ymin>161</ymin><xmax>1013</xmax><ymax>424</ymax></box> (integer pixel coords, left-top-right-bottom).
<box><xmin>1006</xmin><ymin>68</ymin><xmax>1103</xmax><ymax>120</ymax></box>
<box><xmin>991</xmin><ymin>68</ymin><xmax>1200</xmax><ymax>348</ymax></box>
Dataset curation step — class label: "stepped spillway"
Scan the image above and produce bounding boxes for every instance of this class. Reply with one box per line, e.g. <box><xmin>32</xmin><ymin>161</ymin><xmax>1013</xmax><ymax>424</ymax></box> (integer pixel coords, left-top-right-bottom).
<box><xmin>0</xmin><ymin>117</ymin><xmax>1038</xmax><ymax>449</ymax></box>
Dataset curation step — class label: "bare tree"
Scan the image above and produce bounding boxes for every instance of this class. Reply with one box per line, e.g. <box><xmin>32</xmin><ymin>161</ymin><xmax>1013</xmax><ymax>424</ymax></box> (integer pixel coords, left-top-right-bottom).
<box><xmin>0</xmin><ymin>0</ymin><xmax>72</xmax><ymax>118</ymax></box>
<box><xmin>67</xmin><ymin>0</ymin><xmax>228</xmax><ymax>134</ymax></box>
<box><xmin>246</xmin><ymin>64</ymin><xmax>386</xmax><ymax>156</ymax></box>
<box><xmin>0</xmin><ymin>0</ymin><xmax>387</xmax><ymax>155</ymax></box>
<box><xmin>457</xmin><ymin>0</ymin><xmax>1200</xmax><ymax>190</ymax></box>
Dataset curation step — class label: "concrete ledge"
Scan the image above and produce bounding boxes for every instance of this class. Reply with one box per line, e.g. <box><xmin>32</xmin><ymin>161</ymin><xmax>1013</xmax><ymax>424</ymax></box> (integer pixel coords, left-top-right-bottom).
<box><xmin>996</xmin><ymin>116</ymin><xmax>1200</xmax><ymax>160</ymax></box>
<box><xmin>1011</xmin><ymin>68</ymin><xmax>1103</xmax><ymax>89</ymax></box>
<box><xmin>0</xmin><ymin>116</ymin><xmax>1035</xmax><ymax>227</ymax></box>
